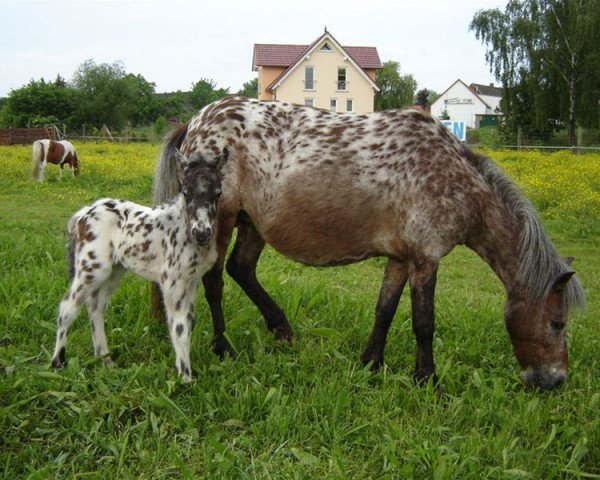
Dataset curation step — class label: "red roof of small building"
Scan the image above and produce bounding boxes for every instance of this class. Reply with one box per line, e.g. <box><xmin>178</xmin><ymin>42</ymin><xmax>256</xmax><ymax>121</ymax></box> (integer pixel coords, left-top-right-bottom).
<box><xmin>253</xmin><ymin>44</ymin><xmax>382</xmax><ymax>70</ymax></box>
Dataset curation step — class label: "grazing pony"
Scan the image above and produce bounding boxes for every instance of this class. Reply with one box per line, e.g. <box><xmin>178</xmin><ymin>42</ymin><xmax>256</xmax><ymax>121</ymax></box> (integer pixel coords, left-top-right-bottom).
<box><xmin>51</xmin><ymin>150</ymin><xmax>226</xmax><ymax>381</ymax></box>
<box><xmin>32</xmin><ymin>139</ymin><xmax>79</xmax><ymax>181</ymax></box>
<box><xmin>152</xmin><ymin>96</ymin><xmax>585</xmax><ymax>389</ymax></box>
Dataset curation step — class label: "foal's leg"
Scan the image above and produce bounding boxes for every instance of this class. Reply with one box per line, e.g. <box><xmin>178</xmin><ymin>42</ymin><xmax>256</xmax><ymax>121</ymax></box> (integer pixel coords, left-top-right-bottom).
<box><xmin>85</xmin><ymin>267</ymin><xmax>125</xmax><ymax>362</ymax></box>
<box><xmin>162</xmin><ymin>281</ymin><xmax>198</xmax><ymax>382</ymax></box>
<box><xmin>409</xmin><ymin>260</ymin><xmax>439</xmax><ymax>384</ymax></box>
<box><xmin>361</xmin><ymin>258</ymin><xmax>409</xmax><ymax>369</ymax></box>
<box><xmin>225</xmin><ymin>217</ymin><xmax>293</xmax><ymax>342</ymax></box>
<box><xmin>51</xmin><ymin>279</ymin><xmax>93</xmax><ymax>368</ymax></box>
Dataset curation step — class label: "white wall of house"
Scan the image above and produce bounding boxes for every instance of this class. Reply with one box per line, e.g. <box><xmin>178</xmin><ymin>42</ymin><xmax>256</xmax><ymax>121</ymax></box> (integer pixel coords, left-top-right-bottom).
<box><xmin>430</xmin><ymin>80</ymin><xmax>491</xmax><ymax>128</ymax></box>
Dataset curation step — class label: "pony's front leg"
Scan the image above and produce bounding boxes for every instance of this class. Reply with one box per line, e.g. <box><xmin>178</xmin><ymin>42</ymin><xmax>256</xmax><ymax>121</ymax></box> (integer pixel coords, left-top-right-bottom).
<box><xmin>362</xmin><ymin>258</ymin><xmax>409</xmax><ymax>369</ymax></box>
<box><xmin>163</xmin><ymin>283</ymin><xmax>196</xmax><ymax>382</ymax></box>
<box><xmin>409</xmin><ymin>260</ymin><xmax>439</xmax><ymax>384</ymax></box>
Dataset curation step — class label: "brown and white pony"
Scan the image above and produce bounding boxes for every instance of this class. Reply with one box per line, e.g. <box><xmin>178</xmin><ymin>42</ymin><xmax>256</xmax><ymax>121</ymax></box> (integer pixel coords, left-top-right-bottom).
<box><xmin>32</xmin><ymin>139</ymin><xmax>79</xmax><ymax>181</ymax></box>
<box><xmin>152</xmin><ymin>95</ymin><xmax>586</xmax><ymax>390</ymax></box>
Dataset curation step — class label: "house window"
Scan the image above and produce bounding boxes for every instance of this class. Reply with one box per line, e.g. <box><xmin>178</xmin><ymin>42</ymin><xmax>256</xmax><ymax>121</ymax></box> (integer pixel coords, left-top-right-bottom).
<box><xmin>346</xmin><ymin>99</ymin><xmax>354</xmax><ymax>112</ymax></box>
<box><xmin>305</xmin><ymin>66</ymin><xmax>314</xmax><ymax>90</ymax></box>
<box><xmin>330</xmin><ymin>99</ymin><xmax>337</xmax><ymax>112</ymax></box>
<box><xmin>304</xmin><ymin>98</ymin><xmax>314</xmax><ymax>107</ymax></box>
<box><xmin>337</xmin><ymin>68</ymin><xmax>347</xmax><ymax>91</ymax></box>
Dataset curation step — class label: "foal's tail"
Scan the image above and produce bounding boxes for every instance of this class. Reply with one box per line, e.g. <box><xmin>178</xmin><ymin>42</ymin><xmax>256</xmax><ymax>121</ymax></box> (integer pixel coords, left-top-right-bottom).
<box><xmin>31</xmin><ymin>141</ymin><xmax>44</xmax><ymax>181</ymax></box>
<box><xmin>65</xmin><ymin>213</ymin><xmax>79</xmax><ymax>280</ymax></box>
<box><xmin>150</xmin><ymin>122</ymin><xmax>189</xmax><ymax>320</ymax></box>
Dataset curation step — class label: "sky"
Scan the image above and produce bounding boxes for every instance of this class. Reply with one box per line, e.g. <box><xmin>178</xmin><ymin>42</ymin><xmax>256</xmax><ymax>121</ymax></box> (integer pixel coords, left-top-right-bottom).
<box><xmin>0</xmin><ymin>0</ymin><xmax>508</xmax><ymax>98</ymax></box>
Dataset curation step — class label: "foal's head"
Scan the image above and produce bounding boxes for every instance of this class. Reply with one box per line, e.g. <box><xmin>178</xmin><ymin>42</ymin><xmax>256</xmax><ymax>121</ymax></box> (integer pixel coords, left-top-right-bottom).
<box><xmin>175</xmin><ymin>150</ymin><xmax>226</xmax><ymax>245</ymax></box>
<box><xmin>504</xmin><ymin>262</ymin><xmax>578</xmax><ymax>390</ymax></box>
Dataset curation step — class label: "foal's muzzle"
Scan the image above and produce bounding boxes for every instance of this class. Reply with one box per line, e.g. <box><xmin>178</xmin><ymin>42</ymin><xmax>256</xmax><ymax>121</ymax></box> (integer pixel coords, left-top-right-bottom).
<box><xmin>192</xmin><ymin>226</ymin><xmax>212</xmax><ymax>245</ymax></box>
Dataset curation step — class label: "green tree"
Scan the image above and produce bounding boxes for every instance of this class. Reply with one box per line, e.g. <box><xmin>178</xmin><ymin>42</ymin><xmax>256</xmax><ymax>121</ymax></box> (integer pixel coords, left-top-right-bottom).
<box><xmin>190</xmin><ymin>79</ymin><xmax>229</xmax><ymax>110</ymax></box>
<box><xmin>71</xmin><ymin>59</ymin><xmax>131</xmax><ymax>130</ymax></box>
<box><xmin>471</xmin><ymin>0</ymin><xmax>600</xmax><ymax>145</ymax></box>
<box><xmin>374</xmin><ymin>61</ymin><xmax>417</xmax><ymax>111</ymax></box>
<box><xmin>238</xmin><ymin>78</ymin><xmax>258</xmax><ymax>98</ymax></box>
<box><xmin>121</xmin><ymin>73</ymin><xmax>163</xmax><ymax>125</ymax></box>
<box><xmin>0</xmin><ymin>78</ymin><xmax>76</xmax><ymax>128</ymax></box>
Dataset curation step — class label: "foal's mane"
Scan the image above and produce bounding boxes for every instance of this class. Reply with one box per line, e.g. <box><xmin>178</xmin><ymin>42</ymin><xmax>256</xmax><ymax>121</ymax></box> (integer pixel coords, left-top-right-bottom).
<box><xmin>465</xmin><ymin>149</ymin><xmax>585</xmax><ymax>308</ymax></box>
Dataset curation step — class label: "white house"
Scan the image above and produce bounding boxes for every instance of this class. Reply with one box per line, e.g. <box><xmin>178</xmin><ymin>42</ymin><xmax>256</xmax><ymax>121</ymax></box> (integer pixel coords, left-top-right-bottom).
<box><xmin>430</xmin><ymin>79</ymin><xmax>502</xmax><ymax>128</ymax></box>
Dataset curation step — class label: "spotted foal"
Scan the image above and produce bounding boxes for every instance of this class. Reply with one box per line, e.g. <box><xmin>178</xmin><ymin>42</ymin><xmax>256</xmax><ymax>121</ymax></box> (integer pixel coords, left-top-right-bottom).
<box><xmin>51</xmin><ymin>150</ymin><xmax>225</xmax><ymax>381</ymax></box>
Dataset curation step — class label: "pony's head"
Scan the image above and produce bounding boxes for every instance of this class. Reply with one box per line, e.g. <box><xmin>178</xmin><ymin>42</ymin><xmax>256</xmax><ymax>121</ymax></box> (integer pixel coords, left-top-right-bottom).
<box><xmin>504</xmin><ymin>258</ymin><xmax>581</xmax><ymax>389</ymax></box>
<box><xmin>174</xmin><ymin>149</ymin><xmax>227</xmax><ymax>246</ymax></box>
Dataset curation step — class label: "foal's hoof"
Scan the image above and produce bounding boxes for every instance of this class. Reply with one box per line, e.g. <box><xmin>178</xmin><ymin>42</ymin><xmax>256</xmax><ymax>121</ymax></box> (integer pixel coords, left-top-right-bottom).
<box><xmin>51</xmin><ymin>348</ymin><xmax>66</xmax><ymax>369</ymax></box>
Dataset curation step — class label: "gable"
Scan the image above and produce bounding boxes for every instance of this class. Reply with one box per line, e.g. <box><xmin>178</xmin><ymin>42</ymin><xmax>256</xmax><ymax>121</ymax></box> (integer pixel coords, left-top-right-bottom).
<box><xmin>262</xmin><ymin>32</ymin><xmax>380</xmax><ymax>93</ymax></box>
<box><xmin>433</xmin><ymin>79</ymin><xmax>490</xmax><ymax>109</ymax></box>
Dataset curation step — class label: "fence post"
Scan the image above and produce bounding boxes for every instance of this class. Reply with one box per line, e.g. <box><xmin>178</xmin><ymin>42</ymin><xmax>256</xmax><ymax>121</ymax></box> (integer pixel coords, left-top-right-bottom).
<box><xmin>150</xmin><ymin>125</ymin><xmax>155</xmax><ymax>144</ymax></box>
<box><xmin>517</xmin><ymin>127</ymin><xmax>522</xmax><ymax>149</ymax></box>
<box><xmin>82</xmin><ymin>124</ymin><xmax>86</xmax><ymax>141</ymax></box>
<box><xmin>577</xmin><ymin>126</ymin><xmax>583</xmax><ymax>155</ymax></box>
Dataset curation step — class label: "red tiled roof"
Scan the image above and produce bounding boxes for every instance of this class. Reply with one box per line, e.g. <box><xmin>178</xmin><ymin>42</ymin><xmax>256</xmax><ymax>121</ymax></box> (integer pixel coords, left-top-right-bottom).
<box><xmin>253</xmin><ymin>44</ymin><xmax>382</xmax><ymax>70</ymax></box>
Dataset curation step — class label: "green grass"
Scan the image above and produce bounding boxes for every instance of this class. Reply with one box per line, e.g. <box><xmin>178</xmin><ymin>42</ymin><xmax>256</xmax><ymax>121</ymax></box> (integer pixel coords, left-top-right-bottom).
<box><xmin>1</xmin><ymin>144</ymin><xmax>599</xmax><ymax>479</ymax></box>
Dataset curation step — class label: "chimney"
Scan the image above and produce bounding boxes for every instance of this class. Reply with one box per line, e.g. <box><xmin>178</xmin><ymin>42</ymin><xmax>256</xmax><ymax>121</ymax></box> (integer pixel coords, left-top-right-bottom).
<box><xmin>489</xmin><ymin>83</ymin><xmax>494</xmax><ymax>87</ymax></box>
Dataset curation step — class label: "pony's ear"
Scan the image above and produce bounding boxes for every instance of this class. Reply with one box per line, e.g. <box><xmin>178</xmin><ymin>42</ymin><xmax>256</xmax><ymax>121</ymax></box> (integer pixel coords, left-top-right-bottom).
<box><xmin>564</xmin><ymin>256</ymin><xmax>574</xmax><ymax>266</ymax></box>
<box><xmin>551</xmin><ymin>271</ymin><xmax>575</xmax><ymax>293</ymax></box>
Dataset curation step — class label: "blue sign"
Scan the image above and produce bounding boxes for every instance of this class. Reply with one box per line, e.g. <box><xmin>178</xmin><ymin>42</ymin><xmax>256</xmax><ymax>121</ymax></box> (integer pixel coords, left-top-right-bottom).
<box><xmin>441</xmin><ymin>120</ymin><xmax>466</xmax><ymax>141</ymax></box>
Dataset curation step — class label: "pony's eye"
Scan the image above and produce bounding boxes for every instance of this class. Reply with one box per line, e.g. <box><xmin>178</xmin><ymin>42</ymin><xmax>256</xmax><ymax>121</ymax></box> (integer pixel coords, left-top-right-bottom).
<box><xmin>551</xmin><ymin>320</ymin><xmax>566</xmax><ymax>331</ymax></box>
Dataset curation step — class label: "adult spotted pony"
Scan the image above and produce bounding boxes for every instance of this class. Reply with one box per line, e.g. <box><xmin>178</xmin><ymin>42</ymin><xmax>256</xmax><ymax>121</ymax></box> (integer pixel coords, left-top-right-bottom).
<box><xmin>152</xmin><ymin>95</ymin><xmax>585</xmax><ymax>390</ymax></box>
<box><xmin>32</xmin><ymin>139</ymin><xmax>79</xmax><ymax>181</ymax></box>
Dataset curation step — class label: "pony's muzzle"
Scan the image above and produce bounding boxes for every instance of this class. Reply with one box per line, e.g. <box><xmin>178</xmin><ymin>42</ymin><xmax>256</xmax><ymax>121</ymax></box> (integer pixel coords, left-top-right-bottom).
<box><xmin>520</xmin><ymin>366</ymin><xmax>567</xmax><ymax>390</ymax></box>
<box><xmin>192</xmin><ymin>226</ymin><xmax>212</xmax><ymax>245</ymax></box>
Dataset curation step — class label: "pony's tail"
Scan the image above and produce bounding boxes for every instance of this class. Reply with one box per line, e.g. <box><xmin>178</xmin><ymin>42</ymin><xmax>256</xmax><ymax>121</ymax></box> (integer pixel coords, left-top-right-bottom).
<box><xmin>72</xmin><ymin>151</ymin><xmax>80</xmax><ymax>176</ymax></box>
<box><xmin>66</xmin><ymin>214</ymin><xmax>79</xmax><ymax>280</ymax></box>
<box><xmin>31</xmin><ymin>141</ymin><xmax>44</xmax><ymax>181</ymax></box>
<box><xmin>150</xmin><ymin>122</ymin><xmax>189</xmax><ymax>321</ymax></box>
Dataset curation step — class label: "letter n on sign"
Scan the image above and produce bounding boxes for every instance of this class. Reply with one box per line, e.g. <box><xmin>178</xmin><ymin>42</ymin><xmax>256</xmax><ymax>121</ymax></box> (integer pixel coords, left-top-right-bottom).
<box><xmin>441</xmin><ymin>120</ymin><xmax>466</xmax><ymax>141</ymax></box>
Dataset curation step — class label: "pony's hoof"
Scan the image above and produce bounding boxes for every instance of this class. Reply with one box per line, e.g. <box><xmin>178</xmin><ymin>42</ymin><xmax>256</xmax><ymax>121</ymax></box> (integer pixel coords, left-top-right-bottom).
<box><xmin>213</xmin><ymin>339</ymin><xmax>236</xmax><ymax>360</ymax></box>
<box><xmin>413</xmin><ymin>371</ymin><xmax>438</xmax><ymax>387</ymax></box>
<box><xmin>273</xmin><ymin>322</ymin><xmax>296</xmax><ymax>346</ymax></box>
<box><xmin>361</xmin><ymin>351</ymin><xmax>384</xmax><ymax>371</ymax></box>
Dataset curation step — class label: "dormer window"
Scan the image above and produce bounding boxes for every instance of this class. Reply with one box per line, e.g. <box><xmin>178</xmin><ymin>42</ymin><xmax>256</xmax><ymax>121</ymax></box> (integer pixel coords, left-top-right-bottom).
<box><xmin>320</xmin><ymin>42</ymin><xmax>332</xmax><ymax>52</ymax></box>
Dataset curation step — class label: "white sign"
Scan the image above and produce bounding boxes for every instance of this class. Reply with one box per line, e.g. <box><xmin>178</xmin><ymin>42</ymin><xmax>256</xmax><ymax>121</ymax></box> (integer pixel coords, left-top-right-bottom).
<box><xmin>442</xmin><ymin>120</ymin><xmax>466</xmax><ymax>141</ymax></box>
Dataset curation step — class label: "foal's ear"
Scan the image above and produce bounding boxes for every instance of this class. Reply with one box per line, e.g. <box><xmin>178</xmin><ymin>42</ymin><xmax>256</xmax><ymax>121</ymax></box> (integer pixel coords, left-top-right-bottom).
<box><xmin>215</xmin><ymin>147</ymin><xmax>229</xmax><ymax>170</ymax></box>
<box><xmin>564</xmin><ymin>256</ymin><xmax>574</xmax><ymax>266</ymax></box>
<box><xmin>174</xmin><ymin>149</ymin><xmax>189</xmax><ymax>168</ymax></box>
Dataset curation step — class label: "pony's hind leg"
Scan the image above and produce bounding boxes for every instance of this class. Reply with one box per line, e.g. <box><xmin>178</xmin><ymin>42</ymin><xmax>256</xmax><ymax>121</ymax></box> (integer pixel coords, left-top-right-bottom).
<box><xmin>362</xmin><ymin>258</ymin><xmax>409</xmax><ymax>369</ymax></box>
<box><xmin>51</xmin><ymin>281</ymin><xmax>89</xmax><ymax>368</ymax></box>
<box><xmin>225</xmin><ymin>216</ymin><xmax>293</xmax><ymax>342</ymax></box>
<box><xmin>409</xmin><ymin>260</ymin><xmax>439</xmax><ymax>384</ymax></box>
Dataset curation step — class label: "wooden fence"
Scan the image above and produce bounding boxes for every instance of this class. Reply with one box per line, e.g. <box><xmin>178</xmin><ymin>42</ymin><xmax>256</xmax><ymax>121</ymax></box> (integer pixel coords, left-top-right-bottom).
<box><xmin>0</xmin><ymin>128</ymin><xmax>55</xmax><ymax>145</ymax></box>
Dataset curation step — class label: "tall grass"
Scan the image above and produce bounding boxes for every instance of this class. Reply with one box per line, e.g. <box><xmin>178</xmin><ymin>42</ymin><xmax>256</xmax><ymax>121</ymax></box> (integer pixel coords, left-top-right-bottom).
<box><xmin>1</xmin><ymin>143</ymin><xmax>599</xmax><ymax>478</ymax></box>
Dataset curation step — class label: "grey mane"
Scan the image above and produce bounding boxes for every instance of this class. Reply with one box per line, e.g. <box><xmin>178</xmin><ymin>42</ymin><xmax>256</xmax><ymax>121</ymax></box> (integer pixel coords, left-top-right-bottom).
<box><xmin>466</xmin><ymin>149</ymin><xmax>586</xmax><ymax>308</ymax></box>
<box><xmin>153</xmin><ymin>123</ymin><xmax>188</xmax><ymax>206</ymax></box>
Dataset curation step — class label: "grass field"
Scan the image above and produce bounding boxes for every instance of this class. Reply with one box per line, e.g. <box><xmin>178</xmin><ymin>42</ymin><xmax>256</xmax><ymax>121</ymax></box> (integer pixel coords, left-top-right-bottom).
<box><xmin>1</xmin><ymin>143</ymin><xmax>599</xmax><ymax>479</ymax></box>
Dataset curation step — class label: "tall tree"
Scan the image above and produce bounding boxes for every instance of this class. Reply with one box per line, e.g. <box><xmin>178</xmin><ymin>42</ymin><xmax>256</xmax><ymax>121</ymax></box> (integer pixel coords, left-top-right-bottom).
<box><xmin>471</xmin><ymin>0</ymin><xmax>600</xmax><ymax>145</ymax></box>
<box><xmin>374</xmin><ymin>61</ymin><xmax>417</xmax><ymax>111</ymax></box>
<box><xmin>71</xmin><ymin>60</ymin><xmax>131</xmax><ymax>130</ymax></box>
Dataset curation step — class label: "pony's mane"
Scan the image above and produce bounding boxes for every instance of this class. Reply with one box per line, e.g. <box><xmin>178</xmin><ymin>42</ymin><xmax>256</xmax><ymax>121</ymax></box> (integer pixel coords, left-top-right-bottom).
<box><xmin>465</xmin><ymin>149</ymin><xmax>586</xmax><ymax>308</ymax></box>
<box><xmin>153</xmin><ymin>123</ymin><xmax>188</xmax><ymax>206</ymax></box>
